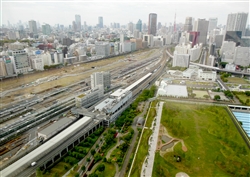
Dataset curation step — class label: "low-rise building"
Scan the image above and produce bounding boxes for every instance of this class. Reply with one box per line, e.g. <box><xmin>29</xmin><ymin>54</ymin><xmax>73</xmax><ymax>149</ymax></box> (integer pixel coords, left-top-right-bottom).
<box><xmin>225</xmin><ymin>63</ymin><xmax>236</xmax><ymax>71</ymax></box>
<box><xmin>198</xmin><ymin>69</ymin><xmax>217</xmax><ymax>81</ymax></box>
<box><xmin>75</xmin><ymin>86</ymin><xmax>104</xmax><ymax>108</ymax></box>
<box><xmin>95</xmin><ymin>42</ymin><xmax>110</xmax><ymax>57</ymax></box>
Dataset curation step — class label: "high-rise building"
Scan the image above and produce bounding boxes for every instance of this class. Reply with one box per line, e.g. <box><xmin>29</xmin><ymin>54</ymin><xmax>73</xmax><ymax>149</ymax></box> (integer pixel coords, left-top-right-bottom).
<box><xmin>193</xmin><ymin>19</ymin><xmax>209</xmax><ymax>45</ymax></box>
<box><xmin>42</xmin><ymin>24</ymin><xmax>51</xmax><ymax>35</ymax></box>
<box><xmin>148</xmin><ymin>13</ymin><xmax>157</xmax><ymax>36</ymax></box>
<box><xmin>98</xmin><ymin>17</ymin><xmax>103</xmax><ymax>28</ymax></box>
<box><xmin>226</xmin><ymin>12</ymin><xmax>248</xmax><ymax>35</ymax></box>
<box><xmin>75</xmin><ymin>15</ymin><xmax>81</xmax><ymax>31</ymax></box>
<box><xmin>28</xmin><ymin>20</ymin><xmax>38</xmax><ymax>34</ymax></box>
<box><xmin>208</xmin><ymin>18</ymin><xmax>218</xmax><ymax>32</ymax></box>
<box><xmin>10</xmin><ymin>50</ymin><xmax>31</xmax><ymax>74</ymax></box>
<box><xmin>120</xmin><ymin>33</ymin><xmax>124</xmax><ymax>43</ymax></box>
<box><xmin>128</xmin><ymin>22</ymin><xmax>134</xmax><ymax>33</ymax></box>
<box><xmin>184</xmin><ymin>17</ymin><xmax>193</xmax><ymax>32</ymax></box>
<box><xmin>158</xmin><ymin>22</ymin><xmax>162</xmax><ymax>30</ymax></box>
<box><xmin>136</xmin><ymin>19</ymin><xmax>142</xmax><ymax>32</ymax></box>
<box><xmin>91</xmin><ymin>71</ymin><xmax>111</xmax><ymax>90</ymax></box>
<box><xmin>72</xmin><ymin>21</ymin><xmax>77</xmax><ymax>32</ymax></box>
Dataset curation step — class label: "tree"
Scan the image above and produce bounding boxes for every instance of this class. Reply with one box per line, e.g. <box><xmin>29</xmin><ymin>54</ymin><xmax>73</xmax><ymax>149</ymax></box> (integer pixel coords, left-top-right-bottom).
<box><xmin>81</xmin><ymin>165</ymin><xmax>86</xmax><ymax>171</ymax></box>
<box><xmin>214</xmin><ymin>95</ymin><xmax>221</xmax><ymax>101</ymax></box>
<box><xmin>245</xmin><ymin>91</ymin><xmax>250</xmax><ymax>96</ymax></box>
<box><xmin>97</xmin><ymin>163</ymin><xmax>105</xmax><ymax>172</ymax></box>
<box><xmin>36</xmin><ymin>168</ymin><xmax>43</xmax><ymax>177</ymax></box>
<box><xmin>91</xmin><ymin>149</ymin><xmax>96</xmax><ymax>155</ymax></box>
<box><xmin>89</xmin><ymin>173</ymin><xmax>98</xmax><ymax>177</ymax></box>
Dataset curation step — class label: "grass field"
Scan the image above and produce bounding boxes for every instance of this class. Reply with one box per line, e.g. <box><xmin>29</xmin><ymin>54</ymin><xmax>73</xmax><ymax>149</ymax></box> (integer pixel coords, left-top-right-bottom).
<box><xmin>152</xmin><ymin>102</ymin><xmax>250</xmax><ymax>177</ymax></box>
<box><xmin>145</xmin><ymin>107</ymin><xmax>156</xmax><ymax>127</ymax></box>
<box><xmin>227</xmin><ymin>77</ymin><xmax>250</xmax><ymax>84</ymax></box>
<box><xmin>43</xmin><ymin>162</ymin><xmax>71</xmax><ymax>177</ymax></box>
<box><xmin>234</xmin><ymin>93</ymin><xmax>250</xmax><ymax>106</ymax></box>
<box><xmin>192</xmin><ymin>90</ymin><xmax>209</xmax><ymax>99</ymax></box>
<box><xmin>130</xmin><ymin>129</ymin><xmax>152</xmax><ymax>177</ymax></box>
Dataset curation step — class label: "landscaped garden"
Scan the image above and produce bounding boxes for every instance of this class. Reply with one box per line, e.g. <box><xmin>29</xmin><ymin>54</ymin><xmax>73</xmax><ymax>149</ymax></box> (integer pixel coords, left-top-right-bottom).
<box><xmin>233</xmin><ymin>91</ymin><xmax>250</xmax><ymax>106</ymax></box>
<box><xmin>130</xmin><ymin>129</ymin><xmax>152</xmax><ymax>177</ymax></box>
<box><xmin>153</xmin><ymin>102</ymin><xmax>250</xmax><ymax>177</ymax></box>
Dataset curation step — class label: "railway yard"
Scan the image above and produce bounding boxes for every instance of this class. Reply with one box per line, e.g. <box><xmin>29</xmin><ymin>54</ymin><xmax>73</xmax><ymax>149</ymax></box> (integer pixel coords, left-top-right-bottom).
<box><xmin>0</xmin><ymin>47</ymin><xmax>168</xmax><ymax>176</ymax></box>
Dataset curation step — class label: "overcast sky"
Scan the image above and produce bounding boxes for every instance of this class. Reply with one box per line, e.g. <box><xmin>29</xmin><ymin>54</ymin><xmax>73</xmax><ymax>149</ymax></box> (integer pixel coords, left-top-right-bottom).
<box><xmin>1</xmin><ymin>0</ymin><xmax>249</xmax><ymax>27</ymax></box>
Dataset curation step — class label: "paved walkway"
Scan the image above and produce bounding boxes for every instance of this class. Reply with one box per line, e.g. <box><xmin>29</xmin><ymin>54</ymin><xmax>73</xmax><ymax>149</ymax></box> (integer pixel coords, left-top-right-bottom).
<box><xmin>141</xmin><ymin>101</ymin><xmax>163</xmax><ymax>177</ymax></box>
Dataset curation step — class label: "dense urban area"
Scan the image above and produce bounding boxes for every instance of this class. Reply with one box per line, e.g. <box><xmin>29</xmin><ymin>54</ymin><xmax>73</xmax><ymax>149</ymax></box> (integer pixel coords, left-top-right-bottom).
<box><xmin>0</xmin><ymin>3</ymin><xmax>250</xmax><ymax>177</ymax></box>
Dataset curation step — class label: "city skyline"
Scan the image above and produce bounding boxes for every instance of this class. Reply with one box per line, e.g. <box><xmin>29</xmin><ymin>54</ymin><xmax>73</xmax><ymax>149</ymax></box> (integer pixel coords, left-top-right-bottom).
<box><xmin>2</xmin><ymin>0</ymin><xmax>249</xmax><ymax>27</ymax></box>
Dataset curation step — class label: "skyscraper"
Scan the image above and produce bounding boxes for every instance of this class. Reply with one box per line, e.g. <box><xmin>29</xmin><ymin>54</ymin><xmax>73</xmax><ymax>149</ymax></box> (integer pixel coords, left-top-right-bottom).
<box><xmin>28</xmin><ymin>20</ymin><xmax>38</xmax><ymax>34</ymax></box>
<box><xmin>193</xmin><ymin>19</ymin><xmax>209</xmax><ymax>45</ymax></box>
<box><xmin>208</xmin><ymin>18</ymin><xmax>218</xmax><ymax>32</ymax></box>
<box><xmin>128</xmin><ymin>22</ymin><xmax>134</xmax><ymax>33</ymax></box>
<box><xmin>98</xmin><ymin>17</ymin><xmax>103</xmax><ymax>28</ymax></box>
<box><xmin>75</xmin><ymin>14</ymin><xmax>81</xmax><ymax>31</ymax></box>
<box><xmin>183</xmin><ymin>17</ymin><xmax>193</xmax><ymax>32</ymax></box>
<box><xmin>42</xmin><ymin>24</ymin><xmax>51</xmax><ymax>35</ymax></box>
<box><xmin>136</xmin><ymin>19</ymin><xmax>142</xmax><ymax>32</ymax></box>
<box><xmin>158</xmin><ymin>22</ymin><xmax>162</xmax><ymax>30</ymax></box>
<box><xmin>148</xmin><ymin>13</ymin><xmax>157</xmax><ymax>36</ymax></box>
<box><xmin>226</xmin><ymin>12</ymin><xmax>248</xmax><ymax>35</ymax></box>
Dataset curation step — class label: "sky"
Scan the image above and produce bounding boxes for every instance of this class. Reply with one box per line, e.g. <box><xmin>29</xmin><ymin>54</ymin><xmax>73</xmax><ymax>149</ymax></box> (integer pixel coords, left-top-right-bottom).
<box><xmin>1</xmin><ymin>0</ymin><xmax>249</xmax><ymax>27</ymax></box>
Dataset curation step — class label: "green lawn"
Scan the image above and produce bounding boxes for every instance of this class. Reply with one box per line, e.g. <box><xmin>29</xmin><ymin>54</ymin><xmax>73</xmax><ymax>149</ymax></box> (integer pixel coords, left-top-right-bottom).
<box><xmin>43</xmin><ymin>162</ymin><xmax>71</xmax><ymax>177</ymax></box>
<box><xmin>145</xmin><ymin>107</ymin><xmax>156</xmax><ymax>127</ymax></box>
<box><xmin>152</xmin><ymin>102</ymin><xmax>250</xmax><ymax>177</ymax></box>
<box><xmin>227</xmin><ymin>77</ymin><xmax>249</xmax><ymax>84</ymax></box>
<box><xmin>234</xmin><ymin>92</ymin><xmax>250</xmax><ymax>106</ymax></box>
<box><xmin>130</xmin><ymin>129</ymin><xmax>152</xmax><ymax>177</ymax></box>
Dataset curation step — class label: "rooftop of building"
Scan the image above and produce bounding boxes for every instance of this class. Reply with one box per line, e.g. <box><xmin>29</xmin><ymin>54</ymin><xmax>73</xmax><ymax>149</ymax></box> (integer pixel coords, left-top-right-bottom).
<box><xmin>38</xmin><ymin>117</ymin><xmax>74</xmax><ymax>136</ymax></box>
<box><xmin>77</xmin><ymin>94</ymin><xmax>85</xmax><ymax>98</ymax></box>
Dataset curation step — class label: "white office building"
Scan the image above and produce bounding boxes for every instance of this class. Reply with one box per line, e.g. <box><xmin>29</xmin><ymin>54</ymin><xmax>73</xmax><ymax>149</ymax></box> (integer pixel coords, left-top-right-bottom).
<box><xmin>75</xmin><ymin>86</ymin><xmax>104</xmax><ymax>108</ymax></box>
<box><xmin>95</xmin><ymin>42</ymin><xmax>110</xmax><ymax>57</ymax></box>
<box><xmin>172</xmin><ymin>51</ymin><xmax>190</xmax><ymax>67</ymax></box>
<box><xmin>41</xmin><ymin>51</ymin><xmax>52</xmax><ymax>66</ymax></box>
<box><xmin>233</xmin><ymin>46</ymin><xmax>250</xmax><ymax>66</ymax></box>
<box><xmin>207</xmin><ymin>55</ymin><xmax>215</xmax><ymax>66</ymax></box>
<box><xmin>29</xmin><ymin>20</ymin><xmax>38</xmax><ymax>34</ymax></box>
<box><xmin>175</xmin><ymin>44</ymin><xmax>191</xmax><ymax>54</ymax></box>
<box><xmin>220</xmin><ymin>41</ymin><xmax>236</xmax><ymax>55</ymax></box>
<box><xmin>225</xmin><ymin>63</ymin><xmax>236</xmax><ymax>71</ymax></box>
<box><xmin>188</xmin><ymin>44</ymin><xmax>202</xmax><ymax>61</ymax></box>
<box><xmin>157</xmin><ymin>82</ymin><xmax>188</xmax><ymax>98</ymax></box>
<box><xmin>10</xmin><ymin>50</ymin><xmax>31</xmax><ymax>74</ymax></box>
<box><xmin>198</xmin><ymin>69</ymin><xmax>217</xmax><ymax>81</ymax></box>
<box><xmin>91</xmin><ymin>71</ymin><xmax>111</xmax><ymax>90</ymax></box>
<box><xmin>30</xmin><ymin>55</ymin><xmax>44</xmax><ymax>71</ymax></box>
